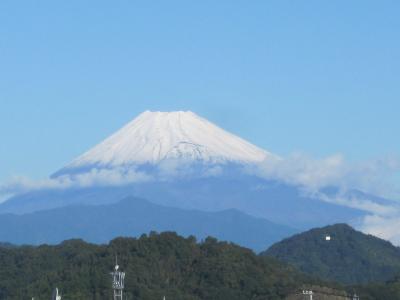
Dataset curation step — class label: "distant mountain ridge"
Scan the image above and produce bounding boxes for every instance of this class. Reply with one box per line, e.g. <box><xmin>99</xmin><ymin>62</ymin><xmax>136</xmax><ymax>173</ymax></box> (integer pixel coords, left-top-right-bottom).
<box><xmin>0</xmin><ymin>197</ymin><xmax>296</xmax><ymax>252</ymax></box>
<box><xmin>0</xmin><ymin>178</ymin><xmax>365</xmax><ymax>230</ymax></box>
<box><xmin>0</xmin><ymin>110</ymin><xmax>394</xmax><ymax>248</ymax></box>
<box><xmin>262</xmin><ymin>224</ymin><xmax>400</xmax><ymax>285</ymax></box>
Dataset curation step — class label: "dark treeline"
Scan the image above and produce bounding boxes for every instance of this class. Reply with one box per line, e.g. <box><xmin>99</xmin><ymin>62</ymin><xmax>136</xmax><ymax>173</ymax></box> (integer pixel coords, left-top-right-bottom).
<box><xmin>0</xmin><ymin>232</ymin><xmax>313</xmax><ymax>300</ymax></box>
<box><xmin>1</xmin><ymin>231</ymin><xmax>399</xmax><ymax>299</ymax></box>
<box><xmin>263</xmin><ymin>224</ymin><xmax>400</xmax><ymax>285</ymax></box>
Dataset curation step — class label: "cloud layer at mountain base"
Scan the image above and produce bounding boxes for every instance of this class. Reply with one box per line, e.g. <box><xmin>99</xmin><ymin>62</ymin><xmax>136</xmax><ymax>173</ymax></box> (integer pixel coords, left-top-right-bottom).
<box><xmin>0</xmin><ymin>167</ymin><xmax>151</xmax><ymax>202</ymax></box>
<box><xmin>361</xmin><ymin>214</ymin><xmax>400</xmax><ymax>245</ymax></box>
<box><xmin>252</xmin><ymin>153</ymin><xmax>400</xmax><ymax>244</ymax></box>
<box><xmin>254</xmin><ymin>153</ymin><xmax>400</xmax><ymax>200</ymax></box>
<box><xmin>1</xmin><ymin>153</ymin><xmax>400</xmax><ymax>245</ymax></box>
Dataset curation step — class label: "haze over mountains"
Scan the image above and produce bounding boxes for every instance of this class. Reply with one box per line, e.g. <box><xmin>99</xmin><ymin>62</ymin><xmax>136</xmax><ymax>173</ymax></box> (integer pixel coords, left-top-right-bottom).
<box><xmin>0</xmin><ymin>197</ymin><xmax>295</xmax><ymax>251</ymax></box>
<box><xmin>0</xmin><ymin>111</ymin><xmax>397</xmax><ymax>249</ymax></box>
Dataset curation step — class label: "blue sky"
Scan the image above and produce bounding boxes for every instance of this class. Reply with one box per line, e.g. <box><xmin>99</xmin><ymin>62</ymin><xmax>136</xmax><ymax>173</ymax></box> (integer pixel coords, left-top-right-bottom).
<box><xmin>1</xmin><ymin>1</ymin><xmax>399</xmax><ymax>183</ymax></box>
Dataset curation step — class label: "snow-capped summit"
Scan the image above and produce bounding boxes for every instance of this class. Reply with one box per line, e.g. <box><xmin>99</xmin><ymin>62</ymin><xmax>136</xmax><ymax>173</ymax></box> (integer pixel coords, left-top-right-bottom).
<box><xmin>59</xmin><ymin>111</ymin><xmax>272</xmax><ymax>173</ymax></box>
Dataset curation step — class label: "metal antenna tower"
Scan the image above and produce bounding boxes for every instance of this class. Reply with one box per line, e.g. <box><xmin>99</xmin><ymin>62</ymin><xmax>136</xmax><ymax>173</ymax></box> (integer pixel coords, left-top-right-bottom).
<box><xmin>111</xmin><ymin>256</ymin><xmax>125</xmax><ymax>300</ymax></box>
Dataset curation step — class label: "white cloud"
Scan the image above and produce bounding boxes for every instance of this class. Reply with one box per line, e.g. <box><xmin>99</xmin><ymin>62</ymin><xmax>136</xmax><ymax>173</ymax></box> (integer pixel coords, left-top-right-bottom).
<box><xmin>254</xmin><ymin>153</ymin><xmax>346</xmax><ymax>191</ymax></box>
<box><xmin>250</xmin><ymin>153</ymin><xmax>400</xmax><ymax>245</ymax></box>
<box><xmin>360</xmin><ymin>214</ymin><xmax>400</xmax><ymax>246</ymax></box>
<box><xmin>0</xmin><ymin>167</ymin><xmax>151</xmax><ymax>202</ymax></box>
<box><xmin>65</xmin><ymin>167</ymin><xmax>151</xmax><ymax>187</ymax></box>
<box><xmin>1</xmin><ymin>153</ymin><xmax>400</xmax><ymax>245</ymax></box>
<box><xmin>316</xmin><ymin>192</ymin><xmax>398</xmax><ymax>216</ymax></box>
<box><xmin>0</xmin><ymin>193</ymin><xmax>14</xmax><ymax>204</ymax></box>
<box><xmin>254</xmin><ymin>153</ymin><xmax>400</xmax><ymax>201</ymax></box>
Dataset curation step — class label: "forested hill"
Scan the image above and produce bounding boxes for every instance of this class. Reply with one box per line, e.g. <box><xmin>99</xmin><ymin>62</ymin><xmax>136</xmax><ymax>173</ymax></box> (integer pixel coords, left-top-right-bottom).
<box><xmin>262</xmin><ymin>223</ymin><xmax>400</xmax><ymax>285</ymax></box>
<box><xmin>0</xmin><ymin>232</ymin><xmax>314</xmax><ymax>300</ymax></box>
<box><xmin>356</xmin><ymin>276</ymin><xmax>400</xmax><ymax>300</ymax></box>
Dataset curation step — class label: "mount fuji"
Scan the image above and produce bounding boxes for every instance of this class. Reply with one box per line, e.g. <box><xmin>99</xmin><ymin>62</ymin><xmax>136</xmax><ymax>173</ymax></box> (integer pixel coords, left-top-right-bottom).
<box><xmin>52</xmin><ymin>111</ymin><xmax>274</xmax><ymax>180</ymax></box>
<box><xmin>0</xmin><ymin>110</ymin><xmax>381</xmax><ymax>249</ymax></box>
<box><xmin>60</xmin><ymin>111</ymin><xmax>271</xmax><ymax>169</ymax></box>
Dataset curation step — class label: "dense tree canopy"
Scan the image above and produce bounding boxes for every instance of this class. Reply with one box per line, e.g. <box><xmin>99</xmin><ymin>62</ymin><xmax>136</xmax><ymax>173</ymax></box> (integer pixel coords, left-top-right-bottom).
<box><xmin>0</xmin><ymin>232</ymin><xmax>310</xmax><ymax>300</ymax></box>
<box><xmin>263</xmin><ymin>224</ymin><xmax>400</xmax><ymax>285</ymax></box>
<box><xmin>1</xmin><ymin>229</ymin><xmax>398</xmax><ymax>299</ymax></box>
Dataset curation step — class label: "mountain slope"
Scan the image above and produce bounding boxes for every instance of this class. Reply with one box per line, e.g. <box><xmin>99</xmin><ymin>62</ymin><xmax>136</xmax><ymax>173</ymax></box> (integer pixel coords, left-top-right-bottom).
<box><xmin>0</xmin><ymin>231</ymin><xmax>391</xmax><ymax>300</ymax></box>
<box><xmin>0</xmin><ymin>178</ymin><xmax>365</xmax><ymax>230</ymax></box>
<box><xmin>0</xmin><ymin>110</ymin><xmax>380</xmax><ymax>237</ymax></box>
<box><xmin>356</xmin><ymin>277</ymin><xmax>400</xmax><ymax>300</ymax></box>
<box><xmin>0</xmin><ymin>197</ymin><xmax>296</xmax><ymax>252</ymax></box>
<box><xmin>262</xmin><ymin>224</ymin><xmax>400</xmax><ymax>284</ymax></box>
<box><xmin>54</xmin><ymin>111</ymin><xmax>272</xmax><ymax>177</ymax></box>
